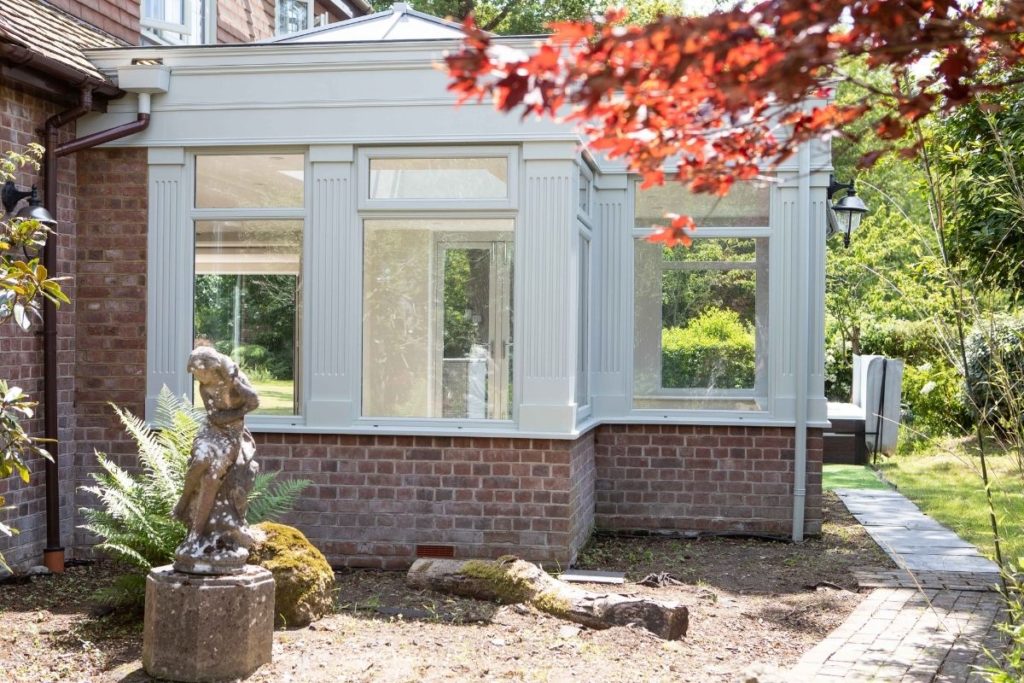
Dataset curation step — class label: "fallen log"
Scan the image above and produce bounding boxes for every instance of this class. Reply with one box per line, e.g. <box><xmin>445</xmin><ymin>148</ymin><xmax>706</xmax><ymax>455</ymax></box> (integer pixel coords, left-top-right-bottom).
<box><xmin>406</xmin><ymin>557</ymin><xmax>688</xmax><ymax>640</ymax></box>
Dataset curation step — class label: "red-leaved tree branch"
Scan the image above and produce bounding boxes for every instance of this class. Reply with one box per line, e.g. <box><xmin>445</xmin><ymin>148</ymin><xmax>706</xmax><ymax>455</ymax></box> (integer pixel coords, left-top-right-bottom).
<box><xmin>445</xmin><ymin>0</ymin><xmax>1024</xmax><ymax>244</ymax></box>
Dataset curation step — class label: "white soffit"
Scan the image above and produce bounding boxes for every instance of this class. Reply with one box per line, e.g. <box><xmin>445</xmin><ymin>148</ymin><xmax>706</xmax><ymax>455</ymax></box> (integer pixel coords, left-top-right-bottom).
<box><xmin>270</xmin><ymin>2</ymin><xmax>468</xmax><ymax>44</ymax></box>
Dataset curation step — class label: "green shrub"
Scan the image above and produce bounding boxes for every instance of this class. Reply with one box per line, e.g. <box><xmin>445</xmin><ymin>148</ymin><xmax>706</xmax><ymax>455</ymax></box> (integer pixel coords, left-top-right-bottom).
<box><xmin>901</xmin><ymin>362</ymin><xmax>971</xmax><ymax>436</ymax></box>
<box><xmin>78</xmin><ymin>388</ymin><xmax>311</xmax><ymax>610</ymax></box>
<box><xmin>860</xmin><ymin>319</ymin><xmax>944</xmax><ymax>364</ymax></box>
<box><xmin>662</xmin><ymin>307</ymin><xmax>755</xmax><ymax>389</ymax></box>
<box><xmin>964</xmin><ymin>314</ymin><xmax>1024</xmax><ymax>429</ymax></box>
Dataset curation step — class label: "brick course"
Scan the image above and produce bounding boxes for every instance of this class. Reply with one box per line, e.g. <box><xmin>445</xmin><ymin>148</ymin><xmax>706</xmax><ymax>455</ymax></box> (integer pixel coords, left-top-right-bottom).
<box><xmin>594</xmin><ymin>424</ymin><xmax>823</xmax><ymax>537</ymax></box>
<box><xmin>254</xmin><ymin>432</ymin><xmax>597</xmax><ymax>568</ymax></box>
<box><xmin>72</xmin><ymin>146</ymin><xmax>148</xmax><ymax>551</ymax></box>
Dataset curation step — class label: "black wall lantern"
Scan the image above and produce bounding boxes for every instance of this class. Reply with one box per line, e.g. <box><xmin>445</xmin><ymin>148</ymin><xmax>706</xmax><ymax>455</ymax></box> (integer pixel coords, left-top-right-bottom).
<box><xmin>2</xmin><ymin>180</ymin><xmax>57</xmax><ymax>227</ymax></box>
<box><xmin>827</xmin><ymin>175</ymin><xmax>869</xmax><ymax>247</ymax></box>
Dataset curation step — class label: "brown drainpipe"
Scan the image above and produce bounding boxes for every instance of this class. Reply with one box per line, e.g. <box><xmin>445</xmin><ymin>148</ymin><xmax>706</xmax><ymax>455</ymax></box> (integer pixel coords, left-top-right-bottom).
<box><xmin>42</xmin><ymin>89</ymin><xmax>151</xmax><ymax>573</ymax></box>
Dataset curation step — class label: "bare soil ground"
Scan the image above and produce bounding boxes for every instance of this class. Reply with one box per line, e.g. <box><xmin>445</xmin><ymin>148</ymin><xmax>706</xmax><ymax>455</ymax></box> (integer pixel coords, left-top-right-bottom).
<box><xmin>0</xmin><ymin>492</ymin><xmax>891</xmax><ymax>682</ymax></box>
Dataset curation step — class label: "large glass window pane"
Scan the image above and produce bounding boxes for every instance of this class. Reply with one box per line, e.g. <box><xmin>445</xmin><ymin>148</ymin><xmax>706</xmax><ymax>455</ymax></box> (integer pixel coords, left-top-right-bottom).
<box><xmin>634</xmin><ymin>181</ymin><xmax>770</xmax><ymax>229</ymax></box>
<box><xmin>368</xmin><ymin>158</ymin><xmax>508</xmax><ymax>200</ymax></box>
<box><xmin>633</xmin><ymin>237</ymin><xmax>769</xmax><ymax>410</ymax></box>
<box><xmin>363</xmin><ymin>219</ymin><xmax>514</xmax><ymax>419</ymax></box>
<box><xmin>195</xmin><ymin>154</ymin><xmax>304</xmax><ymax>209</ymax></box>
<box><xmin>194</xmin><ymin>220</ymin><xmax>303</xmax><ymax>416</ymax></box>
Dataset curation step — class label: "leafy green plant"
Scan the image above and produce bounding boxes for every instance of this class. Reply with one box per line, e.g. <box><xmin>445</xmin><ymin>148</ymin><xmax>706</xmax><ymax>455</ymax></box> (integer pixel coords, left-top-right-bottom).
<box><xmin>661</xmin><ymin>307</ymin><xmax>755</xmax><ymax>389</ymax></box>
<box><xmin>983</xmin><ymin>563</ymin><xmax>1024</xmax><ymax>682</ymax></box>
<box><xmin>0</xmin><ymin>145</ymin><xmax>72</xmax><ymax>564</ymax></box>
<box><xmin>79</xmin><ymin>388</ymin><xmax>311</xmax><ymax>609</ymax></box>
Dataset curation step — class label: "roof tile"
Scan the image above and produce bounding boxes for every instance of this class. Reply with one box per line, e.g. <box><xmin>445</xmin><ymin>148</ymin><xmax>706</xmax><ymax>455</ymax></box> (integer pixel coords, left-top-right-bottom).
<box><xmin>0</xmin><ymin>0</ymin><xmax>123</xmax><ymax>83</ymax></box>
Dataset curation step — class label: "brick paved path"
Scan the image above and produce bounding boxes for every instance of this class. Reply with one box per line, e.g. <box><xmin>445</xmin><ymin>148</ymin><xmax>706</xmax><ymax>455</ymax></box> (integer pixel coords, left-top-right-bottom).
<box><xmin>790</xmin><ymin>489</ymin><xmax>1005</xmax><ymax>682</ymax></box>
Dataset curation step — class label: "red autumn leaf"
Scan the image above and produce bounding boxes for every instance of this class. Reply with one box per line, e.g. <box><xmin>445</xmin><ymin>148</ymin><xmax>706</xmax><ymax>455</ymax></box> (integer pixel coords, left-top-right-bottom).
<box><xmin>443</xmin><ymin>0</ymin><xmax>1024</xmax><ymax>206</ymax></box>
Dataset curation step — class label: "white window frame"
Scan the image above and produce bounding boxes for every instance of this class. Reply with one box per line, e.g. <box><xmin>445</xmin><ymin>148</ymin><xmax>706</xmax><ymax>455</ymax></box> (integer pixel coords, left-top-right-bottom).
<box><xmin>358</xmin><ymin>146</ymin><xmax>519</xmax><ymax>213</ymax></box>
<box><xmin>354</xmin><ymin>146</ymin><xmax>521</xmax><ymax>430</ymax></box>
<box><xmin>276</xmin><ymin>0</ymin><xmax>314</xmax><ymax>36</ymax></box>
<box><xmin>628</xmin><ymin>179</ymin><xmax>774</xmax><ymax>419</ymax></box>
<box><xmin>187</xmin><ymin>148</ymin><xmax>311</xmax><ymax>430</ymax></box>
<box><xmin>141</xmin><ymin>0</ymin><xmax>216</xmax><ymax>45</ymax></box>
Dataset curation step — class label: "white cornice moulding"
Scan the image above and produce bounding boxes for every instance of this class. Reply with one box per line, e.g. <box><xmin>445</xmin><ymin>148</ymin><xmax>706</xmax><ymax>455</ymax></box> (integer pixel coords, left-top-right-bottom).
<box><xmin>310</xmin><ymin>145</ymin><xmax>355</xmax><ymax>162</ymax></box>
<box><xmin>148</xmin><ymin>147</ymin><xmax>185</xmax><ymax>165</ymax></box>
<box><xmin>522</xmin><ymin>141</ymin><xmax>578</xmax><ymax>161</ymax></box>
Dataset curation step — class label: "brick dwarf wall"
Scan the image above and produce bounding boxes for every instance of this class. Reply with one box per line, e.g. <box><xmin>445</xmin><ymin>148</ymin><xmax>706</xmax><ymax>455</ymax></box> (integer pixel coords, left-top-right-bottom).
<box><xmin>0</xmin><ymin>82</ymin><xmax>80</xmax><ymax>568</ymax></box>
<box><xmin>594</xmin><ymin>425</ymin><xmax>824</xmax><ymax>537</ymax></box>
<box><xmin>254</xmin><ymin>432</ymin><xmax>596</xmax><ymax>569</ymax></box>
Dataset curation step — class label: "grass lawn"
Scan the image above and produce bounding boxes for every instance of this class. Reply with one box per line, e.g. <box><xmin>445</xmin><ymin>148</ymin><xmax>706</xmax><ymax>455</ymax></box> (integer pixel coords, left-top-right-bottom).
<box><xmin>249</xmin><ymin>378</ymin><xmax>295</xmax><ymax>415</ymax></box>
<box><xmin>192</xmin><ymin>378</ymin><xmax>295</xmax><ymax>416</ymax></box>
<box><xmin>878</xmin><ymin>439</ymin><xmax>1024</xmax><ymax>563</ymax></box>
<box><xmin>822</xmin><ymin>464</ymin><xmax>891</xmax><ymax>491</ymax></box>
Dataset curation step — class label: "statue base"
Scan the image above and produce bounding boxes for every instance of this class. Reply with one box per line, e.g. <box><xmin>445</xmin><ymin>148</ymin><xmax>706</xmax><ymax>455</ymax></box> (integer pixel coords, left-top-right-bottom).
<box><xmin>143</xmin><ymin>564</ymin><xmax>275</xmax><ymax>682</ymax></box>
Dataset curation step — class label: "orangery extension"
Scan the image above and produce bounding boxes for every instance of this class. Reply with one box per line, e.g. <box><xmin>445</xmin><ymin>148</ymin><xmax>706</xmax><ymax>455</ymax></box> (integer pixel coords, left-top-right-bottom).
<box><xmin>1</xmin><ymin>3</ymin><xmax>834</xmax><ymax>571</ymax></box>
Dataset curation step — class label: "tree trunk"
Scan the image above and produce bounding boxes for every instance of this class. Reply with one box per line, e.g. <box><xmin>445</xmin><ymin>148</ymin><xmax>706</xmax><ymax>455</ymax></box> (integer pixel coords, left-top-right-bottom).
<box><xmin>407</xmin><ymin>557</ymin><xmax>688</xmax><ymax>640</ymax></box>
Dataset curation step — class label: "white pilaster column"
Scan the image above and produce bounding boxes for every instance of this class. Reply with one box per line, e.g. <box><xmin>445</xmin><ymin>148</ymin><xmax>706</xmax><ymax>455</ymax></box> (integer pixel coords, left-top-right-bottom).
<box><xmin>591</xmin><ymin>174</ymin><xmax>631</xmax><ymax>417</ymax></box>
<box><xmin>808</xmin><ymin>170</ymin><xmax>831</xmax><ymax>424</ymax></box>
<box><xmin>518</xmin><ymin>142</ymin><xmax>578</xmax><ymax>432</ymax></box>
<box><xmin>305</xmin><ymin>145</ymin><xmax>357</xmax><ymax>426</ymax></box>
<box><xmin>771</xmin><ymin>173</ymin><xmax>800</xmax><ymax>420</ymax></box>
<box><xmin>145</xmin><ymin>147</ymin><xmax>191</xmax><ymax>421</ymax></box>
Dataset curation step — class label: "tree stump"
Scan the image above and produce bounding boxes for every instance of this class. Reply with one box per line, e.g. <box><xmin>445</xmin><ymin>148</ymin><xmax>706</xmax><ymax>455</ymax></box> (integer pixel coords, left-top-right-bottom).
<box><xmin>407</xmin><ymin>557</ymin><xmax>688</xmax><ymax>640</ymax></box>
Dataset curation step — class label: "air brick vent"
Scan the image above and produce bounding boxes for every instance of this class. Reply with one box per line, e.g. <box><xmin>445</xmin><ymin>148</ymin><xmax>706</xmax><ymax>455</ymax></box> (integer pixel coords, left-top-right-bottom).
<box><xmin>416</xmin><ymin>544</ymin><xmax>455</xmax><ymax>558</ymax></box>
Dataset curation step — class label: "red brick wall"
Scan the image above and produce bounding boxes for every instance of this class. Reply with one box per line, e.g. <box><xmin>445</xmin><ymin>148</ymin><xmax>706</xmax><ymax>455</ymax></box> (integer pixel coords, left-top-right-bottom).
<box><xmin>594</xmin><ymin>425</ymin><xmax>824</xmax><ymax>537</ymax></box>
<box><xmin>46</xmin><ymin>0</ymin><xmax>139</xmax><ymax>45</ymax></box>
<box><xmin>71</xmin><ymin>147</ymin><xmax>148</xmax><ymax>551</ymax></box>
<box><xmin>255</xmin><ymin>432</ymin><xmax>597</xmax><ymax>568</ymax></box>
<box><xmin>0</xmin><ymin>82</ymin><xmax>80</xmax><ymax>568</ymax></box>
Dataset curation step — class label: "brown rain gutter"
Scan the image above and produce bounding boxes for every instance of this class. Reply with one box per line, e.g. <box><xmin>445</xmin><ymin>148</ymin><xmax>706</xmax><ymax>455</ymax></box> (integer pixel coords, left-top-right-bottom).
<box><xmin>42</xmin><ymin>88</ymin><xmax>151</xmax><ymax>574</ymax></box>
<box><xmin>0</xmin><ymin>42</ymin><xmax>121</xmax><ymax>99</ymax></box>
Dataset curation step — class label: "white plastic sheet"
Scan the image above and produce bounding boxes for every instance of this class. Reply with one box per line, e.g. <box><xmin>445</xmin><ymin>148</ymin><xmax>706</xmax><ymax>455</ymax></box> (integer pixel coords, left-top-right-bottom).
<box><xmin>852</xmin><ymin>354</ymin><xmax>905</xmax><ymax>454</ymax></box>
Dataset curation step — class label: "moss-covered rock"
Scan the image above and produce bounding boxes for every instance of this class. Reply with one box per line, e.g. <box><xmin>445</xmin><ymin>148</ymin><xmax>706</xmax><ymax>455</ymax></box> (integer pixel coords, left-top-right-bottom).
<box><xmin>248</xmin><ymin>522</ymin><xmax>334</xmax><ymax>627</ymax></box>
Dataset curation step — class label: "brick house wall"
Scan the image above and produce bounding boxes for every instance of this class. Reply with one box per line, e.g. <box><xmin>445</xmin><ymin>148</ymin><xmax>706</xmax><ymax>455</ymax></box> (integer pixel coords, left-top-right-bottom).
<box><xmin>72</xmin><ymin>146</ymin><xmax>148</xmax><ymax>550</ymax></box>
<box><xmin>0</xmin><ymin>81</ymin><xmax>80</xmax><ymax>568</ymax></box>
<box><xmin>44</xmin><ymin>0</ymin><xmax>139</xmax><ymax>45</ymax></box>
<box><xmin>594</xmin><ymin>425</ymin><xmax>824</xmax><ymax>537</ymax></box>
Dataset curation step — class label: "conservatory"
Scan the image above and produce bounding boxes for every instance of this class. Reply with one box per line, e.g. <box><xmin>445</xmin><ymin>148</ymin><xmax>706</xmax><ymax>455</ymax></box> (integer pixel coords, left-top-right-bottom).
<box><xmin>72</xmin><ymin>3</ymin><xmax>835</xmax><ymax>567</ymax></box>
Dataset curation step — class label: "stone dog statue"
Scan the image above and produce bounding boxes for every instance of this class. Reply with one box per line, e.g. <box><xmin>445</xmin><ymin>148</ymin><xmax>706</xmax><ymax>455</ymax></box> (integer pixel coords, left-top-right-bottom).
<box><xmin>171</xmin><ymin>346</ymin><xmax>261</xmax><ymax>574</ymax></box>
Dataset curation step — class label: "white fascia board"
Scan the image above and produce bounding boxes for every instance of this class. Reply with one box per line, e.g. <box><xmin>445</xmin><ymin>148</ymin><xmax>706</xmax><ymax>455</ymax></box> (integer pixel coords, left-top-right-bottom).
<box><xmin>83</xmin><ymin>35</ymin><xmax>543</xmax><ymax>73</ymax></box>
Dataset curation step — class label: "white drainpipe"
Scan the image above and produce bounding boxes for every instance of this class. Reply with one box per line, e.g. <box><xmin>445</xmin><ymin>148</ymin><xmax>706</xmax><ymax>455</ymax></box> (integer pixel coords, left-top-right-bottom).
<box><xmin>792</xmin><ymin>140</ymin><xmax>811</xmax><ymax>542</ymax></box>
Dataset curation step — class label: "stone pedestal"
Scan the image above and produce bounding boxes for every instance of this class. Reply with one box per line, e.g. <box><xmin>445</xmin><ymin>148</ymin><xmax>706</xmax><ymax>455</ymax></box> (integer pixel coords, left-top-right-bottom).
<box><xmin>143</xmin><ymin>564</ymin><xmax>275</xmax><ymax>682</ymax></box>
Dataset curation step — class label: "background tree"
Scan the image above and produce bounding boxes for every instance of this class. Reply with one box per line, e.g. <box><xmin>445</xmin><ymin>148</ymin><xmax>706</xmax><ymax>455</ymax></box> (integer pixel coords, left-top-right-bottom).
<box><xmin>445</xmin><ymin>0</ymin><xmax>1024</xmax><ymax>242</ymax></box>
<box><xmin>370</xmin><ymin>0</ymin><xmax>601</xmax><ymax>35</ymax></box>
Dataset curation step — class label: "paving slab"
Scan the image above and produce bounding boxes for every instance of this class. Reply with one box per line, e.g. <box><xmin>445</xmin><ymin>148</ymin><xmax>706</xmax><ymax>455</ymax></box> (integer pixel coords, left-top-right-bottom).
<box><xmin>789</xmin><ymin>489</ymin><xmax>1005</xmax><ymax>681</ymax></box>
<box><xmin>834</xmin><ymin>489</ymin><xmax>1000</xmax><ymax>574</ymax></box>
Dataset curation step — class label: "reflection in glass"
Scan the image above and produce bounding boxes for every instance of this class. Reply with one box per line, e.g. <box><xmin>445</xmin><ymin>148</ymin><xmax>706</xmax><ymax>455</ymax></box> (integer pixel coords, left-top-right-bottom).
<box><xmin>195</xmin><ymin>154</ymin><xmax>304</xmax><ymax>209</ymax></box>
<box><xmin>633</xmin><ymin>237</ymin><xmax>769</xmax><ymax>410</ymax></box>
<box><xmin>369</xmin><ymin>158</ymin><xmax>508</xmax><ymax>200</ymax></box>
<box><xmin>363</xmin><ymin>219</ymin><xmax>514</xmax><ymax>419</ymax></box>
<box><xmin>193</xmin><ymin>220</ymin><xmax>302</xmax><ymax>416</ymax></box>
<box><xmin>634</xmin><ymin>181</ymin><xmax>770</xmax><ymax>228</ymax></box>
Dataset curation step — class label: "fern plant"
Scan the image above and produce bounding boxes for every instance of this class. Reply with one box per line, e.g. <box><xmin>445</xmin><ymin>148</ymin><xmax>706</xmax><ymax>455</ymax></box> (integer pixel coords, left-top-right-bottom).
<box><xmin>79</xmin><ymin>387</ymin><xmax>311</xmax><ymax>609</ymax></box>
